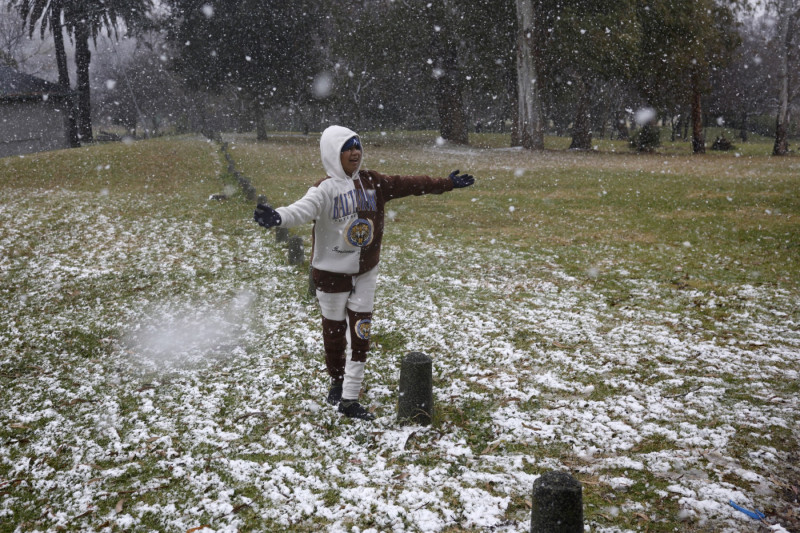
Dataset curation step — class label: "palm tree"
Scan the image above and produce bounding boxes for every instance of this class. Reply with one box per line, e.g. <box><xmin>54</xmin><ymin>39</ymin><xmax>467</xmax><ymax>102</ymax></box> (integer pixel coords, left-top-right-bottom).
<box><xmin>12</xmin><ymin>0</ymin><xmax>153</xmax><ymax>143</ymax></box>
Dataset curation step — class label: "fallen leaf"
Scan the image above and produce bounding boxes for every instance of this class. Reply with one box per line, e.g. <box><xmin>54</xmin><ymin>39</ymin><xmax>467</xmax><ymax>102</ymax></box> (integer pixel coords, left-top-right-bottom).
<box><xmin>63</xmin><ymin>398</ymin><xmax>96</xmax><ymax>406</ymax></box>
<box><xmin>234</xmin><ymin>411</ymin><xmax>269</xmax><ymax>422</ymax></box>
<box><xmin>401</xmin><ymin>431</ymin><xmax>417</xmax><ymax>450</ymax></box>
<box><xmin>231</xmin><ymin>503</ymin><xmax>251</xmax><ymax>514</ymax></box>
<box><xmin>73</xmin><ymin>508</ymin><xmax>94</xmax><ymax>520</ymax></box>
<box><xmin>115</xmin><ymin>499</ymin><xmax>125</xmax><ymax>513</ymax></box>
<box><xmin>9</xmin><ymin>423</ymin><xmax>30</xmax><ymax>430</ymax></box>
<box><xmin>187</xmin><ymin>525</ymin><xmax>211</xmax><ymax>533</ymax></box>
<box><xmin>481</xmin><ymin>442</ymin><xmax>501</xmax><ymax>455</ymax></box>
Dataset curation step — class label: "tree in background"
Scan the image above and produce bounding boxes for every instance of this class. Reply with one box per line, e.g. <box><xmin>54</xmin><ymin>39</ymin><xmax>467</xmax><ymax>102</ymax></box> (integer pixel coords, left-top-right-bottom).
<box><xmin>636</xmin><ymin>0</ymin><xmax>740</xmax><ymax>154</ymax></box>
<box><xmin>166</xmin><ymin>0</ymin><xmax>322</xmax><ymax>140</ymax></box>
<box><xmin>514</xmin><ymin>0</ymin><xmax>544</xmax><ymax>149</ymax></box>
<box><xmin>9</xmin><ymin>0</ymin><xmax>78</xmax><ymax>145</ymax></box>
<box><xmin>429</xmin><ymin>0</ymin><xmax>468</xmax><ymax>144</ymax></box>
<box><xmin>0</xmin><ymin>0</ymin><xmax>54</xmax><ymax>73</ymax></box>
<box><xmin>707</xmin><ymin>16</ymin><xmax>775</xmax><ymax>141</ymax></box>
<box><xmin>281</xmin><ymin>0</ymin><xmax>514</xmax><ymax>143</ymax></box>
<box><xmin>425</xmin><ymin>0</ymin><xmax>517</xmax><ymax>144</ymax></box>
<box><xmin>9</xmin><ymin>0</ymin><xmax>794</xmax><ymax>151</ymax></box>
<box><xmin>328</xmin><ymin>0</ymin><xmax>476</xmax><ymax>144</ymax></box>
<box><xmin>458</xmin><ymin>0</ymin><xmax>517</xmax><ymax>136</ymax></box>
<box><xmin>536</xmin><ymin>0</ymin><xmax>639</xmax><ymax>150</ymax></box>
<box><xmin>771</xmin><ymin>0</ymin><xmax>800</xmax><ymax>155</ymax></box>
<box><xmin>324</xmin><ymin>1</ymin><xmax>438</xmax><ymax>132</ymax></box>
<box><xmin>12</xmin><ymin>0</ymin><xmax>154</xmax><ymax>144</ymax></box>
<box><xmin>92</xmin><ymin>30</ymin><xmax>189</xmax><ymax>137</ymax></box>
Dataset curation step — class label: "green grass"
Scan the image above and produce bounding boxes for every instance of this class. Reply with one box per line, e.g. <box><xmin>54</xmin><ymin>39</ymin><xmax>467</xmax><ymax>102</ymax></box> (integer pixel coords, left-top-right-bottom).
<box><xmin>231</xmin><ymin>130</ymin><xmax>799</xmax><ymax>292</ymax></box>
<box><xmin>1</xmin><ymin>132</ymin><xmax>798</xmax><ymax>532</ymax></box>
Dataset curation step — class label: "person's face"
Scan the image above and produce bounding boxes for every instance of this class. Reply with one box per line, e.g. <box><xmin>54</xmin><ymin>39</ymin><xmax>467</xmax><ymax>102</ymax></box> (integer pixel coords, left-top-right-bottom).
<box><xmin>340</xmin><ymin>144</ymin><xmax>362</xmax><ymax>176</ymax></box>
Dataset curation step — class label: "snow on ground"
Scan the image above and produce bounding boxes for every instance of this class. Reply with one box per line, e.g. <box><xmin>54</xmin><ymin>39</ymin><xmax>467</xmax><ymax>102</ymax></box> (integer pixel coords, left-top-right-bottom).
<box><xmin>1</xmin><ymin>186</ymin><xmax>798</xmax><ymax>532</ymax></box>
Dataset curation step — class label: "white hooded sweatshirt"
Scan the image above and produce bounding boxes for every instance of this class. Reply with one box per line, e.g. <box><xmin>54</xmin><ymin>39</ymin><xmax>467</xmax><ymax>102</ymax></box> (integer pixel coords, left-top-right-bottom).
<box><xmin>276</xmin><ymin>125</ymin><xmax>453</xmax><ymax>279</ymax></box>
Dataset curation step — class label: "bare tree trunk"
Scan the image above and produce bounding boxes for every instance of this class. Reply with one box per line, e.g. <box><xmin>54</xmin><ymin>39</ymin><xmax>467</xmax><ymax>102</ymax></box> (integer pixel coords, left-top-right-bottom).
<box><xmin>253</xmin><ymin>99</ymin><xmax>268</xmax><ymax>141</ymax></box>
<box><xmin>569</xmin><ymin>77</ymin><xmax>592</xmax><ymax>150</ymax></box>
<box><xmin>773</xmin><ymin>0</ymin><xmax>793</xmax><ymax>156</ymax></box>
<box><xmin>50</xmin><ymin>1</ymin><xmax>79</xmax><ymax>147</ymax></box>
<box><xmin>739</xmin><ymin>112</ymin><xmax>748</xmax><ymax>142</ymax></box>
<box><xmin>505</xmin><ymin>66</ymin><xmax>519</xmax><ymax>143</ymax></box>
<box><xmin>74</xmin><ymin>23</ymin><xmax>93</xmax><ymax>143</ymax></box>
<box><xmin>691</xmin><ymin>69</ymin><xmax>705</xmax><ymax>154</ymax></box>
<box><xmin>683</xmin><ymin>109</ymin><xmax>689</xmax><ymax>140</ymax></box>
<box><xmin>510</xmin><ymin>69</ymin><xmax>521</xmax><ymax>145</ymax></box>
<box><xmin>670</xmin><ymin>114</ymin><xmax>677</xmax><ymax>142</ymax></box>
<box><xmin>614</xmin><ymin>111</ymin><xmax>629</xmax><ymax>140</ymax></box>
<box><xmin>435</xmin><ymin>47</ymin><xmax>468</xmax><ymax>145</ymax></box>
<box><xmin>515</xmin><ymin>0</ymin><xmax>544</xmax><ymax>150</ymax></box>
<box><xmin>510</xmin><ymin>109</ymin><xmax>521</xmax><ymax>146</ymax></box>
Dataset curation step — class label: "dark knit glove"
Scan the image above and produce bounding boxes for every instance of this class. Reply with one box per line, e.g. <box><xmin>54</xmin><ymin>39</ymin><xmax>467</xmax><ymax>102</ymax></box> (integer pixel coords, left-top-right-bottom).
<box><xmin>449</xmin><ymin>169</ymin><xmax>475</xmax><ymax>189</ymax></box>
<box><xmin>254</xmin><ymin>203</ymin><xmax>282</xmax><ymax>228</ymax></box>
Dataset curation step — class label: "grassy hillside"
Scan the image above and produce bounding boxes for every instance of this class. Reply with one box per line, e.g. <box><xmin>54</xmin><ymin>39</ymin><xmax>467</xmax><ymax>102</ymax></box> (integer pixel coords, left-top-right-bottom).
<box><xmin>1</xmin><ymin>134</ymin><xmax>798</xmax><ymax>532</ymax></box>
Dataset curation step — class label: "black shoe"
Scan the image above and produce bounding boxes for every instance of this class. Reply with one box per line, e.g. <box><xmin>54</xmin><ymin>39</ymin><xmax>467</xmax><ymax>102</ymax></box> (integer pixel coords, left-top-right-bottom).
<box><xmin>338</xmin><ymin>400</ymin><xmax>375</xmax><ymax>421</ymax></box>
<box><xmin>326</xmin><ymin>382</ymin><xmax>343</xmax><ymax>405</ymax></box>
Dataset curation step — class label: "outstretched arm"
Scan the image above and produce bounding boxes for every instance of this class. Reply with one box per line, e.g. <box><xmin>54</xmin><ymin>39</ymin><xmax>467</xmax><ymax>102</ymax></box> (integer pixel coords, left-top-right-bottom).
<box><xmin>254</xmin><ymin>203</ymin><xmax>282</xmax><ymax>228</ymax></box>
<box><xmin>380</xmin><ymin>169</ymin><xmax>475</xmax><ymax>200</ymax></box>
<box><xmin>253</xmin><ymin>186</ymin><xmax>324</xmax><ymax>229</ymax></box>
<box><xmin>448</xmin><ymin>170</ymin><xmax>475</xmax><ymax>189</ymax></box>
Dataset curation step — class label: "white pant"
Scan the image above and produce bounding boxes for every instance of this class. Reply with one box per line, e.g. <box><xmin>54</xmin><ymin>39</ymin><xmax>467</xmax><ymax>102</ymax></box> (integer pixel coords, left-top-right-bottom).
<box><xmin>316</xmin><ymin>265</ymin><xmax>379</xmax><ymax>320</ymax></box>
<box><xmin>316</xmin><ymin>266</ymin><xmax>378</xmax><ymax>401</ymax></box>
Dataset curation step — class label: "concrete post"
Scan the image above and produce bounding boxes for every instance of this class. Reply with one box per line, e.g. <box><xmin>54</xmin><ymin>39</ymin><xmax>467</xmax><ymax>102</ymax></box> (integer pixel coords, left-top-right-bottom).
<box><xmin>275</xmin><ymin>227</ymin><xmax>290</xmax><ymax>243</ymax></box>
<box><xmin>530</xmin><ymin>471</ymin><xmax>583</xmax><ymax>533</ymax></box>
<box><xmin>397</xmin><ymin>352</ymin><xmax>434</xmax><ymax>426</ymax></box>
<box><xmin>288</xmin><ymin>236</ymin><xmax>304</xmax><ymax>265</ymax></box>
<box><xmin>308</xmin><ymin>266</ymin><xmax>317</xmax><ymax>299</ymax></box>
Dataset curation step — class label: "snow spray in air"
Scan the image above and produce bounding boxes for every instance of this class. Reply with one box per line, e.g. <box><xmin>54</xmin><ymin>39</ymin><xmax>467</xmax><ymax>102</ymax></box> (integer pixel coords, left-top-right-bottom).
<box><xmin>122</xmin><ymin>289</ymin><xmax>256</xmax><ymax>370</ymax></box>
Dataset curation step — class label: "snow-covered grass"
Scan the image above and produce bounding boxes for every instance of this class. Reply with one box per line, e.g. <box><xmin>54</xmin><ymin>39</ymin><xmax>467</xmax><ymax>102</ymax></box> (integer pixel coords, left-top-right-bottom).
<box><xmin>1</xmin><ymin>135</ymin><xmax>798</xmax><ymax>532</ymax></box>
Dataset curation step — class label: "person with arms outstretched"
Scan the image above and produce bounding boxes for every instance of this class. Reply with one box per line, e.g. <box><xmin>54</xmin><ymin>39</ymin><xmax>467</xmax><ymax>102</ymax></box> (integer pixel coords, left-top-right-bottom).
<box><xmin>254</xmin><ymin>125</ymin><xmax>475</xmax><ymax>420</ymax></box>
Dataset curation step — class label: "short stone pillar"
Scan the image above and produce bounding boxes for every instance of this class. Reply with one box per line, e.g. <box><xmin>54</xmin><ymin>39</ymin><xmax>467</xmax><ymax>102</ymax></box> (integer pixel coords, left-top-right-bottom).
<box><xmin>530</xmin><ymin>470</ymin><xmax>583</xmax><ymax>533</ymax></box>
<box><xmin>397</xmin><ymin>352</ymin><xmax>434</xmax><ymax>426</ymax></box>
<box><xmin>308</xmin><ymin>266</ymin><xmax>317</xmax><ymax>298</ymax></box>
<box><xmin>275</xmin><ymin>227</ymin><xmax>290</xmax><ymax>243</ymax></box>
<box><xmin>288</xmin><ymin>236</ymin><xmax>304</xmax><ymax>265</ymax></box>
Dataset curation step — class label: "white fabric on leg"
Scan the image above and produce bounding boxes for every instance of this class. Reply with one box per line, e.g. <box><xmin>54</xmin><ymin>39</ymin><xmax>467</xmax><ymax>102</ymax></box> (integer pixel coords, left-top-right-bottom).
<box><xmin>342</xmin><ymin>360</ymin><xmax>366</xmax><ymax>401</ymax></box>
<box><xmin>317</xmin><ymin>291</ymin><xmax>349</xmax><ymax>321</ymax></box>
<box><xmin>317</xmin><ymin>266</ymin><xmax>377</xmax><ymax>400</ymax></box>
<box><xmin>345</xmin><ymin>316</ymin><xmax>352</xmax><ymax>362</ymax></box>
<box><xmin>347</xmin><ymin>266</ymin><xmax>379</xmax><ymax>313</ymax></box>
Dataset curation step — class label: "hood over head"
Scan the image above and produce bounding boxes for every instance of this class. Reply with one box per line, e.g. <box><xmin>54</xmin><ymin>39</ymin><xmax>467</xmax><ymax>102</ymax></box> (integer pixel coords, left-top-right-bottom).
<box><xmin>320</xmin><ymin>125</ymin><xmax>362</xmax><ymax>180</ymax></box>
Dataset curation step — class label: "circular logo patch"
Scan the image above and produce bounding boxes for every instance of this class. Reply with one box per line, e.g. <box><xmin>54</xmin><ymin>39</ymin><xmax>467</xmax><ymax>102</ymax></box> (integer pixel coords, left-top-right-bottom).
<box><xmin>346</xmin><ymin>218</ymin><xmax>374</xmax><ymax>247</ymax></box>
<box><xmin>354</xmin><ymin>318</ymin><xmax>372</xmax><ymax>340</ymax></box>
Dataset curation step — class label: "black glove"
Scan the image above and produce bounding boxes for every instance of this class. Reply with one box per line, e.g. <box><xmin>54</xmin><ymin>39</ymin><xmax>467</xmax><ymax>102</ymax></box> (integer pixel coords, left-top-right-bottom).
<box><xmin>448</xmin><ymin>169</ymin><xmax>475</xmax><ymax>189</ymax></box>
<box><xmin>254</xmin><ymin>203</ymin><xmax>282</xmax><ymax>228</ymax></box>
